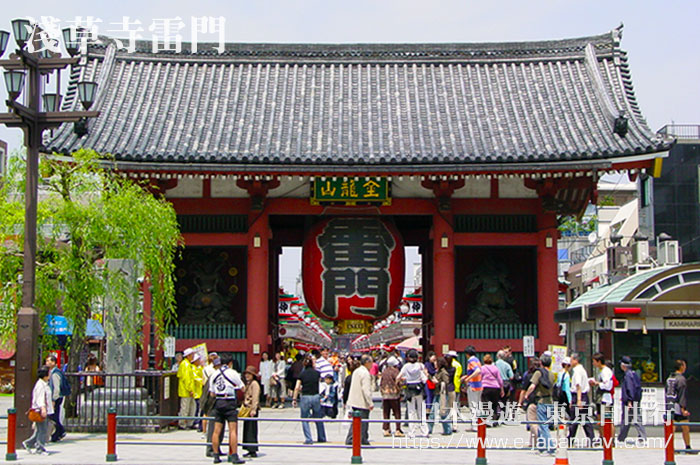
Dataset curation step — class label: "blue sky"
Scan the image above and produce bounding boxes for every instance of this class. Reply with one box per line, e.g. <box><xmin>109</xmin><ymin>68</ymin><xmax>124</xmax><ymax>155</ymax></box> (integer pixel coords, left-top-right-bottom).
<box><xmin>0</xmin><ymin>0</ymin><xmax>698</xmax><ymax>151</ymax></box>
<box><xmin>2</xmin><ymin>1</ymin><xmax>697</xmax><ymax>292</ymax></box>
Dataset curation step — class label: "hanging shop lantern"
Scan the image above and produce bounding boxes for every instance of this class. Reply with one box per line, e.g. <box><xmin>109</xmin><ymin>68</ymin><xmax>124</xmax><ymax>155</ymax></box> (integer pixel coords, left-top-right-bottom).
<box><xmin>302</xmin><ymin>217</ymin><xmax>404</xmax><ymax>322</ymax></box>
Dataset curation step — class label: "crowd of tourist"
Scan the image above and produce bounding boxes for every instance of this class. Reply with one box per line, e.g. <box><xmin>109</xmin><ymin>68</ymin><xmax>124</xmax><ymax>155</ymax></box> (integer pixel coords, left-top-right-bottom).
<box><xmin>20</xmin><ymin>343</ymin><xmax>696</xmax><ymax>462</ymax></box>
<box><xmin>164</xmin><ymin>344</ymin><xmax>697</xmax><ymax>462</ymax></box>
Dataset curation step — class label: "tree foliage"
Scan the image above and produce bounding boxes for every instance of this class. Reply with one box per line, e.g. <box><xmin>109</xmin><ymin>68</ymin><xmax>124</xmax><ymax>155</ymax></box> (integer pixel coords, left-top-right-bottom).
<box><xmin>558</xmin><ymin>214</ymin><xmax>598</xmax><ymax>237</ymax></box>
<box><xmin>0</xmin><ymin>149</ymin><xmax>181</xmax><ymax>366</ymax></box>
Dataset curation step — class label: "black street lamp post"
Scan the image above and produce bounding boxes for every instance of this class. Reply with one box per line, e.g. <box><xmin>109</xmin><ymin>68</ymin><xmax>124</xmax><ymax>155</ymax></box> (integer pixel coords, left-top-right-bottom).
<box><xmin>0</xmin><ymin>20</ymin><xmax>99</xmax><ymax>445</ymax></box>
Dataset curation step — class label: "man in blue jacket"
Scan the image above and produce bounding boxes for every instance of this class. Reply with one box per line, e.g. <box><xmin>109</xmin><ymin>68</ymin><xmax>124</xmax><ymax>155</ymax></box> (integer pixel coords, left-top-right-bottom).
<box><xmin>617</xmin><ymin>356</ymin><xmax>646</xmax><ymax>443</ymax></box>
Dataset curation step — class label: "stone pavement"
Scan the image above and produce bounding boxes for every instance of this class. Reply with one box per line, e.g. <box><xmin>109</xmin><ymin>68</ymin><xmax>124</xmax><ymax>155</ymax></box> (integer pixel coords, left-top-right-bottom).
<box><xmin>1</xmin><ymin>396</ymin><xmax>699</xmax><ymax>465</ymax></box>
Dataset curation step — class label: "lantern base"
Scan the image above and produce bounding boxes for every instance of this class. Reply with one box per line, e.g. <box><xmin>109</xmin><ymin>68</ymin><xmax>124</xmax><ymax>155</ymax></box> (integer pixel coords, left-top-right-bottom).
<box><xmin>337</xmin><ymin>320</ymin><xmax>373</xmax><ymax>334</ymax></box>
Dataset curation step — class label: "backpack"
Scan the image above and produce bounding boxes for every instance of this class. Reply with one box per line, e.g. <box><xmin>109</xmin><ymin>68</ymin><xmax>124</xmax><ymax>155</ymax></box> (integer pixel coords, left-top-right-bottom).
<box><xmin>538</xmin><ymin>368</ymin><xmax>553</xmax><ymax>390</ymax></box>
<box><xmin>630</xmin><ymin>371</ymin><xmax>642</xmax><ymax>402</ymax></box>
<box><xmin>611</xmin><ymin>374</ymin><xmax>619</xmax><ymax>396</ymax></box>
<box><xmin>57</xmin><ymin>369</ymin><xmax>71</xmax><ymax>397</ymax></box>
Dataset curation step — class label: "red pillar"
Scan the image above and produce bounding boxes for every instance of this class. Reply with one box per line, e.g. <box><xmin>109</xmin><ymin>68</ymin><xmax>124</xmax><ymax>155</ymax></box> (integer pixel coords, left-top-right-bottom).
<box><xmin>247</xmin><ymin>211</ymin><xmax>270</xmax><ymax>368</ymax></box>
<box><xmin>432</xmin><ymin>211</ymin><xmax>455</xmax><ymax>355</ymax></box>
<box><xmin>537</xmin><ymin>210</ymin><xmax>559</xmax><ymax>351</ymax></box>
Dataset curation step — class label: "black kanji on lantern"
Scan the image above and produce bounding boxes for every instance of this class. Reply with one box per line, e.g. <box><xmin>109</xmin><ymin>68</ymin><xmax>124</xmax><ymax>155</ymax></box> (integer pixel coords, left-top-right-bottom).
<box><xmin>317</xmin><ymin>218</ymin><xmax>396</xmax><ymax>318</ymax></box>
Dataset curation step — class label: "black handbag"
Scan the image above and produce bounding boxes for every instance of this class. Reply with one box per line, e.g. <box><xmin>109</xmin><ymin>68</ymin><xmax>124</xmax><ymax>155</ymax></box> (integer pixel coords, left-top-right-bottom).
<box><xmin>405</xmin><ymin>383</ymin><xmax>423</xmax><ymax>399</ymax></box>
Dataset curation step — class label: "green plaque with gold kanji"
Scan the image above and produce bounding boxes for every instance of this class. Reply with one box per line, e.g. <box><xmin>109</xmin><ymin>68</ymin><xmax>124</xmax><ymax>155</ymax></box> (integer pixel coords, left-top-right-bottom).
<box><xmin>311</xmin><ymin>177</ymin><xmax>391</xmax><ymax>205</ymax></box>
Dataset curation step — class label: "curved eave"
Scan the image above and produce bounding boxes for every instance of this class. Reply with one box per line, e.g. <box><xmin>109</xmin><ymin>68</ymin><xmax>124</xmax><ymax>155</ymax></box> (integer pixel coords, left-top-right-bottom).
<box><xmin>42</xmin><ymin>149</ymin><xmax>669</xmax><ymax>175</ymax></box>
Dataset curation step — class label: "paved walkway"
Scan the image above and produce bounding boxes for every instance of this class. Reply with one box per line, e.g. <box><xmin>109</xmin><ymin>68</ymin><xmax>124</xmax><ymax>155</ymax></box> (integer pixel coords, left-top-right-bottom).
<box><xmin>2</xmin><ymin>397</ymin><xmax>699</xmax><ymax>464</ymax></box>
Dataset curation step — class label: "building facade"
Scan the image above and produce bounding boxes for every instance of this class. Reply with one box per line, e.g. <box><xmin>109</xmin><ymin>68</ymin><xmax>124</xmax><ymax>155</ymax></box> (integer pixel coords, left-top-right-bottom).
<box><xmin>642</xmin><ymin>124</ymin><xmax>700</xmax><ymax>263</ymax></box>
<box><xmin>556</xmin><ymin>263</ymin><xmax>700</xmax><ymax>424</ymax></box>
<box><xmin>46</xmin><ymin>27</ymin><xmax>669</xmax><ymax>367</ymax></box>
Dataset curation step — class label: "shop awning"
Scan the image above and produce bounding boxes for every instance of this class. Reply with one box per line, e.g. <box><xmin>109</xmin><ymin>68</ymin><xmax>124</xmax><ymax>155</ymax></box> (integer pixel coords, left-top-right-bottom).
<box><xmin>555</xmin><ymin>263</ymin><xmax>700</xmax><ymax>322</ymax></box>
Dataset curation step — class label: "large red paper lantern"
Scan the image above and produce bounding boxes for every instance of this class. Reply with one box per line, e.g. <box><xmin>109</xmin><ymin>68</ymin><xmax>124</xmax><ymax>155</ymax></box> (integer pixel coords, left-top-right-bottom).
<box><xmin>302</xmin><ymin>217</ymin><xmax>404</xmax><ymax>321</ymax></box>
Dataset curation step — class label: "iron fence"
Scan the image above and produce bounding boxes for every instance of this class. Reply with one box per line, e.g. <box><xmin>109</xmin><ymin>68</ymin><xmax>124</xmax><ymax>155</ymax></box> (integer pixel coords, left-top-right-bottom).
<box><xmin>657</xmin><ymin>124</ymin><xmax>700</xmax><ymax>139</ymax></box>
<box><xmin>455</xmin><ymin>323</ymin><xmax>538</xmax><ymax>340</ymax></box>
<box><xmin>167</xmin><ymin>323</ymin><xmax>247</xmax><ymax>339</ymax></box>
<box><xmin>64</xmin><ymin>371</ymin><xmax>179</xmax><ymax>432</ymax></box>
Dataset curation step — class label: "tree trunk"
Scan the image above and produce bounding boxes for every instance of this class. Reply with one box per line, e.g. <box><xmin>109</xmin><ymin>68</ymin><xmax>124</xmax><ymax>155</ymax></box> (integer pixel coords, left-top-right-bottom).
<box><xmin>64</xmin><ymin>333</ymin><xmax>86</xmax><ymax>418</ymax></box>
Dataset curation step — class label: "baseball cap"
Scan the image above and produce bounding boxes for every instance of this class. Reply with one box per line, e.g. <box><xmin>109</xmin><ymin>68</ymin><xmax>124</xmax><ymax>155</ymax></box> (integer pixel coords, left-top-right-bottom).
<box><xmin>620</xmin><ymin>356</ymin><xmax>632</xmax><ymax>365</ymax></box>
<box><xmin>562</xmin><ymin>357</ymin><xmax>571</xmax><ymax>365</ymax></box>
<box><xmin>183</xmin><ymin>348</ymin><xmax>194</xmax><ymax>356</ymax></box>
<box><xmin>447</xmin><ymin>350</ymin><xmax>458</xmax><ymax>357</ymax></box>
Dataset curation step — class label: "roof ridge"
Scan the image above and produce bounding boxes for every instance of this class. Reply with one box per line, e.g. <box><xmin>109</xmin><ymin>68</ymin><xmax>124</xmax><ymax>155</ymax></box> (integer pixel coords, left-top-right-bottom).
<box><xmin>87</xmin><ymin>30</ymin><xmax>618</xmax><ymax>60</ymax></box>
<box><xmin>46</xmin><ymin>25</ymin><xmax>671</xmax><ymax>167</ymax></box>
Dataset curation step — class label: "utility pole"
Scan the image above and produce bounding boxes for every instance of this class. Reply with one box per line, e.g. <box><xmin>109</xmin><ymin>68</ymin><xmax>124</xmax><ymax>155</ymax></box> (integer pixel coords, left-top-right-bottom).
<box><xmin>0</xmin><ymin>20</ymin><xmax>99</xmax><ymax>444</ymax></box>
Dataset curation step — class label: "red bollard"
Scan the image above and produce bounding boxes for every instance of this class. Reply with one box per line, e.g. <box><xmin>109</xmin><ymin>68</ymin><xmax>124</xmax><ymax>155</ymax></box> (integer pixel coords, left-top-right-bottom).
<box><xmin>664</xmin><ymin>416</ymin><xmax>675</xmax><ymax>465</ymax></box>
<box><xmin>5</xmin><ymin>408</ymin><xmax>16</xmax><ymax>461</ymax></box>
<box><xmin>351</xmin><ymin>410</ymin><xmax>362</xmax><ymax>464</ymax></box>
<box><xmin>602</xmin><ymin>408</ymin><xmax>613</xmax><ymax>465</ymax></box>
<box><xmin>475</xmin><ymin>415</ymin><xmax>487</xmax><ymax>465</ymax></box>
<box><xmin>106</xmin><ymin>407</ymin><xmax>117</xmax><ymax>462</ymax></box>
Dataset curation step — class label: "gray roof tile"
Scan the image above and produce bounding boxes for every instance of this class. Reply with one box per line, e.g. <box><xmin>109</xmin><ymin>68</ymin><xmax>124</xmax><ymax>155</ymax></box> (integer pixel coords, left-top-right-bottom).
<box><xmin>46</xmin><ymin>27</ymin><xmax>669</xmax><ymax>167</ymax></box>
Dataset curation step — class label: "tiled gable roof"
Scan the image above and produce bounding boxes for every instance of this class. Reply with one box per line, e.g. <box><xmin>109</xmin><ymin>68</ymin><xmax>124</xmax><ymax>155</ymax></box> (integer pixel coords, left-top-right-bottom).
<box><xmin>46</xmin><ymin>27</ymin><xmax>669</xmax><ymax>168</ymax></box>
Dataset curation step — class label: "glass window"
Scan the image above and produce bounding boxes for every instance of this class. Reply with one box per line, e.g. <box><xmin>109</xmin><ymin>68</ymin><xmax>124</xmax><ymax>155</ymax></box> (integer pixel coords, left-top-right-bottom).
<box><xmin>614</xmin><ymin>332</ymin><xmax>661</xmax><ymax>383</ymax></box>
<box><xmin>663</xmin><ymin>332</ymin><xmax>700</xmax><ymax>424</ymax></box>
<box><xmin>663</xmin><ymin>332</ymin><xmax>700</xmax><ymax>381</ymax></box>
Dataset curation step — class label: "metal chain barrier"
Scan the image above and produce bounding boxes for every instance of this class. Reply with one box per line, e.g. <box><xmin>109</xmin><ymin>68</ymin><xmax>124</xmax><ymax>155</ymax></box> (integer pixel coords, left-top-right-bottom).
<box><xmin>0</xmin><ymin>407</ymin><xmax>689</xmax><ymax>464</ymax></box>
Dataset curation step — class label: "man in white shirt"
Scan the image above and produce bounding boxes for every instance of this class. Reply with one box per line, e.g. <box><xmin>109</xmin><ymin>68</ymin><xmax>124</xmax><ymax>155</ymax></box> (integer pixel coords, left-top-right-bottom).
<box><xmin>209</xmin><ymin>355</ymin><xmax>245</xmax><ymax>464</ymax></box>
<box><xmin>590</xmin><ymin>352</ymin><xmax>614</xmax><ymax>439</ymax></box>
<box><xmin>568</xmin><ymin>353</ymin><xmax>595</xmax><ymax>442</ymax></box>
<box><xmin>203</xmin><ymin>352</ymin><xmax>219</xmax><ymax>383</ymax></box>
<box><xmin>590</xmin><ymin>353</ymin><xmax>613</xmax><ymax>406</ymax></box>
<box><xmin>313</xmin><ymin>348</ymin><xmax>334</xmax><ymax>379</ymax></box>
<box><xmin>345</xmin><ymin>355</ymin><xmax>374</xmax><ymax>446</ymax></box>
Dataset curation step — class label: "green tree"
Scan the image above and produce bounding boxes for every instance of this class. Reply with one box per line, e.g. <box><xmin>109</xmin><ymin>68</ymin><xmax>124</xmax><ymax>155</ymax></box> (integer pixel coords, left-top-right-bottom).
<box><xmin>0</xmin><ymin>149</ymin><xmax>180</xmax><ymax>373</ymax></box>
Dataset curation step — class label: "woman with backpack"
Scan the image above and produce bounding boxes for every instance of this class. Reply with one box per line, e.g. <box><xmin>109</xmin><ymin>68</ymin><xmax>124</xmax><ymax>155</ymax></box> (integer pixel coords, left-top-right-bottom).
<box><xmin>397</xmin><ymin>349</ymin><xmax>428</xmax><ymax>437</ymax></box>
<box><xmin>518</xmin><ymin>358</ymin><xmax>541</xmax><ymax>449</ymax></box>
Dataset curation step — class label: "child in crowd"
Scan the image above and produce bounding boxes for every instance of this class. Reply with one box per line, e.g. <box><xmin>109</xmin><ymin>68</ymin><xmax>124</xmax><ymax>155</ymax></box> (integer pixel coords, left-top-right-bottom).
<box><xmin>320</xmin><ymin>374</ymin><xmax>339</xmax><ymax>418</ymax></box>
